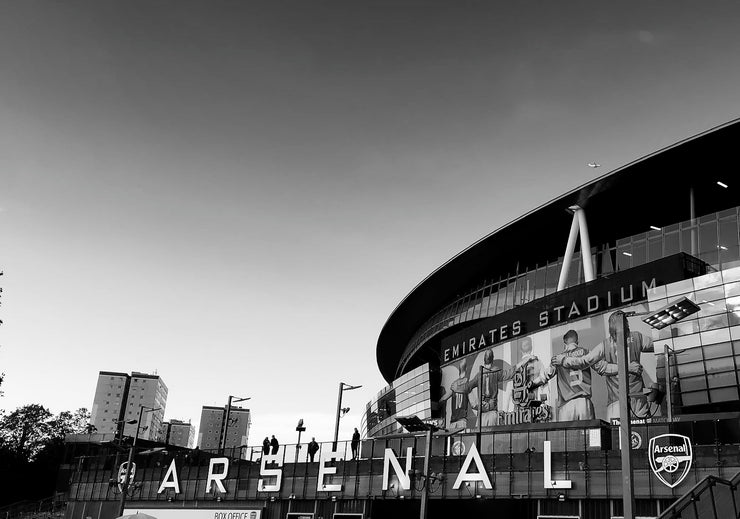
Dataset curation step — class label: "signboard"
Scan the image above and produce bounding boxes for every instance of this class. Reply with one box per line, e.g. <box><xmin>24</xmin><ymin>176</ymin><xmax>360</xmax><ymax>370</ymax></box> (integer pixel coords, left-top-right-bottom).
<box><xmin>440</xmin><ymin>305</ymin><xmax>660</xmax><ymax>427</ymax></box>
<box><xmin>648</xmin><ymin>434</ymin><xmax>693</xmax><ymax>488</ymax></box>
<box><xmin>440</xmin><ymin>254</ymin><xmax>698</xmax><ymax>363</ymax></box>
<box><xmin>118</xmin><ymin>462</ymin><xmax>136</xmax><ymax>492</ymax></box>
<box><xmin>125</xmin><ymin>510</ymin><xmax>262</xmax><ymax>519</ymax></box>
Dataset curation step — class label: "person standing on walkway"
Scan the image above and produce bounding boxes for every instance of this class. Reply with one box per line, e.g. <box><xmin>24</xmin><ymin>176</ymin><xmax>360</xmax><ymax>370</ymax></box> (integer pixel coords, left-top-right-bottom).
<box><xmin>270</xmin><ymin>435</ymin><xmax>280</xmax><ymax>455</ymax></box>
<box><xmin>307</xmin><ymin>437</ymin><xmax>320</xmax><ymax>462</ymax></box>
<box><xmin>351</xmin><ymin>428</ymin><xmax>361</xmax><ymax>459</ymax></box>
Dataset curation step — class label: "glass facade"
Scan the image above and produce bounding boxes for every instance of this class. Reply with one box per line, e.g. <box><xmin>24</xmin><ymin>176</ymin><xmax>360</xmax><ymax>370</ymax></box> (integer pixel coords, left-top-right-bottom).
<box><xmin>648</xmin><ymin>265</ymin><xmax>740</xmax><ymax>413</ymax></box>
<box><xmin>361</xmin><ymin>363</ymin><xmax>433</xmax><ymax>438</ymax></box>
<box><xmin>399</xmin><ymin>206</ymin><xmax>740</xmax><ymax>376</ymax></box>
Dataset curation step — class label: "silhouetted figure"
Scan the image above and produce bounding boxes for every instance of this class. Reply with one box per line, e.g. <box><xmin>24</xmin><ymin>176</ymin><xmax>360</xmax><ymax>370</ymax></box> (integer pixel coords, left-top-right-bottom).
<box><xmin>351</xmin><ymin>428</ymin><xmax>361</xmax><ymax>459</ymax></box>
<box><xmin>308</xmin><ymin>437</ymin><xmax>320</xmax><ymax>462</ymax></box>
<box><xmin>270</xmin><ymin>435</ymin><xmax>279</xmax><ymax>455</ymax></box>
<box><xmin>262</xmin><ymin>437</ymin><xmax>270</xmax><ymax>455</ymax></box>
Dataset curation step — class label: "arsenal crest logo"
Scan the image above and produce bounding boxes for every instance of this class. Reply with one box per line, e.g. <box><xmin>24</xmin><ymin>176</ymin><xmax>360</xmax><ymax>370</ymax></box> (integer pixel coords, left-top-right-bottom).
<box><xmin>648</xmin><ymin>434</ymin><xmax>692</xmax><ymax>488</ymax></box>
<box><xmin>118</xmin><ymin>461</ymin><xmax>137</xmax><ymax>492</ymax></box>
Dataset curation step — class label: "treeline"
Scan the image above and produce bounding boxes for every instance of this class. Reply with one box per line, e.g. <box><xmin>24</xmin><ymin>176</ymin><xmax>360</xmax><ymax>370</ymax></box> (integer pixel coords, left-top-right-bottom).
<box><xmin>0</xmin><ymin>404</ymin><xmax>93</xmax><ymax>506</ymax></box>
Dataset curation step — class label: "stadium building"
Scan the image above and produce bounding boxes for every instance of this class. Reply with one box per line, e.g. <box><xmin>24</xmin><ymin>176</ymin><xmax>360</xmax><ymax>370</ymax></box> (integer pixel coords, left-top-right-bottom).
<box><xmin>63</xmin><ymin>119</ymin><xmax>740</xmax><ymax>519</ymax></box>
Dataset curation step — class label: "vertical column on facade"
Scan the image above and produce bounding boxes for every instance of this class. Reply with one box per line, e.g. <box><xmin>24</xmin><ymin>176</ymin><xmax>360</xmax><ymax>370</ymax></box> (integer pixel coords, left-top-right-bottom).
<box><xmin>576</xmin><ymin>207</ymin><xmax>595</xmax><ymax>282</ymax></box>
<box><xmin>557</xmin><ymin>208</ymin><xmax>581</xmax><ymax>291</ymax></box>
<box><xmin>690</xmin><ymin>186</ymin><xmax>698</xmax><ymax>256</ymax></box>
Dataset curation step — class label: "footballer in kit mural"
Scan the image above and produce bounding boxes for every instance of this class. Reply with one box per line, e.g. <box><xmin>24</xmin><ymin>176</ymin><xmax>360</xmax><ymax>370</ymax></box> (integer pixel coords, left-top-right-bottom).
<box><xmin>440</xmin><ymin>305</ymin><xmax>660</xmax><ymax>429</ymax></box>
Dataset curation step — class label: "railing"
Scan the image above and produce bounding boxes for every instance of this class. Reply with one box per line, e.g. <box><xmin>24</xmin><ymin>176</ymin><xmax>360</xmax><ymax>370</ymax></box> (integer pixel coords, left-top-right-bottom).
<box><xmin>64</xmin><ymin>418</ymin><xmax>740</xmax><ymax>503</ymax></box>
<box><xmin>0</xmin><ymin>495</ymin><xmax>66</xmax><ymax>519</ymax></box>
<box><xmin>659</xmin><ymin>472</ymin><xmax>740</xmax><ymax>518</ymax></box>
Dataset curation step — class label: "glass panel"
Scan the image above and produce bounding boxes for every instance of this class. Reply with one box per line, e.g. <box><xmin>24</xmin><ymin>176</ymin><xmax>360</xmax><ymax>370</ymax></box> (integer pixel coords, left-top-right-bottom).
<box><xmin>719</xmin><ymin>217</ymin><xmax>740</xmax><ymax>269</ymax></box>
<box><xmin>633</xmin><ymin>239</ymin><xmax>647</xmax><ymax>266</ymax></box>
<box><xmin>648</xmin><ymin>235</ymin><xmax>663</xmax><ymax>262</ymax></box>
<box><xmin>546</xmin><ymin>260</ymin><xmax>562</xmax><ymax>296</ymax></box>
<box><xmin>676</xmin><ymin>361</ymin><xmax>705</xmax><ymax>377</ymax></box>
<box><xmin>723</xmin><ymin>265</ymin><xmax>740</xmax><ymax>282</ymax></box>
<box><xmin>699</xmin><ymin>314</ymin><xmax>729</xmax><ymax>332</ymax></box>
<box><xmin>524</xmin><ymin>269</ymin><xmax>537</xmax><ymax>304</ymax></box>
<box><xmin>673</xmin><ymin>333</ymin><xmax>702</xmax><ymax>350</ymax></box>
<box><xmin>666</xmin><ymin>278</ymin><xmax>695</xmax><ymax>298</ymax></box>
<box><xmin>700</xmin><ymin>328</ymin><xmax>731</xmax><ymax>345</ymax></box>
<box><xmin>514</xmin><ymin>273</ymin><xmax>528</xmax><ymax>306</ymax></box>
<box><xmin>705</xmin><ymin>357</ymin><xmax>735</xmax><ymax>374</ymax></box>
<box><xmin>682</xmin><ymin>391</ymin><xmax>709</xmax><ymax>406</ymax></box>
<box><xmin>677</xmin><ymin>346</ymin><xmax>704</xmax><ymax>363</ymax></box>
<box><xmin>702</xmin><ymin>342</ymin><xmax>733</xmax><ymax>359</ymax></box>
<box><xmin>681</xmin><ymin>223</ymin><xmax>697</xmax><ymax>256</ymax></box>
<box><xmin>672</xmin><ymin>318</ymin><xmax>700</xmax><ymax>337</ymax></box>
<box><xmin>568</xmin><ymin>254</ymin><xmax>582</xmax><ymax>287</ymax></box>
<box><xmin>600</xmin><ymin>247</ymin><xmax>615</xmax><ymax>275</ymax></box>
<box><xmin>678</xmin><ymin>375</ymin><xmax>707</xmax><ymax>392</ymax></box>
<box><xmin>699</xmin><ymin>220</ymin><xmax>719</xmax><ymax>266</ymax></box>
<box><xmin>534</xmin><ymin>266</ymin><xmax>546</xmax><ymax>301</ymax></box>
<box><xmin>617</xmin><ymin>241</ymin><xmax>632</xmax><ymax>271</ymax></box>
<box><xmin>487</xmin><ymin>283</ymin><xmax>500</xmax><ymax>316</ymax></box>
<box><xmin>504</xmin><ymin>278</ymin><xmax>515</xmax><ymax>312</ymax></box>
<box><xmin>707</xmin><ymin>370</ymin><xmax>737</xmax><ymax>388</ymax></box>
<box><xmin>693</xmin><ymin>271</ymin><xmax>723</xmax><ymax>289</ymax></box>
<box><xmin>710</xmin><ymin>387</ymin><xmax>738</xmax><ymax>402</ymax></box>
<box><xmin>494</xmin><ymin>433</ymin><xmax>511</xmax><ymax>453</ymax></box>
<box><xmin>698</xmin><ymin>299</ymin><xmax>727</xmax><ymax>317</ymax></box>
<box><xmin>695</xmin><ymin>286</ymin><xmax>725</xmax><ymax>303</ymax></box>
<box><xmin>725</xmin><ymin>281</ymin><xmax>740</xmax><ymax>298</ymax></box>
<box><xmin>495</xmin><ymin>280</ymin><xmax>507</xmax><ymax>314</ymax></box>
<box><xmin>664</xmin><ymin>227</ymin><xmax>680</xmax><ymax>256</ymax></box>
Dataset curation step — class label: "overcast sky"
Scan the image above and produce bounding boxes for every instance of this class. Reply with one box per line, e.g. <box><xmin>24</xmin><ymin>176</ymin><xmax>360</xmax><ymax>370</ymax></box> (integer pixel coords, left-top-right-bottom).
<box><xmin>1</xmin><ymin>1</ymin><xmax>740</xmax><ymax>445</ymax></box>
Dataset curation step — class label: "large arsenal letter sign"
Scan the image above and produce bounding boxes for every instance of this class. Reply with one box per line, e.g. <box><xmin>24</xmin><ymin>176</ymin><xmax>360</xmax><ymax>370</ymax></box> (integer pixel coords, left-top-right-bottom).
<box><xmin>649</xmin><ymin>434</ymin><xmax>693</xmax><ymax>488</ymax></box>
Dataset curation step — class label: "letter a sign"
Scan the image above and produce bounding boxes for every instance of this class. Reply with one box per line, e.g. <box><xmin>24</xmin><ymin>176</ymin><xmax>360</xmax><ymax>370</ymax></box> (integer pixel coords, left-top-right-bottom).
<box><xmin>648</xmin><ymin>434</ymin><xmax>693</xmax><ymax>488</ymax></box>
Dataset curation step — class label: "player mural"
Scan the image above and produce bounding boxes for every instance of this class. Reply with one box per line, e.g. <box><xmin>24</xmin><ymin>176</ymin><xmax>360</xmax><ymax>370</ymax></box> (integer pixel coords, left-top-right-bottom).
<box><xmin>439</xmin><ymin>304</ymin><xmax>659</xmax><ymax>429</ymax></box>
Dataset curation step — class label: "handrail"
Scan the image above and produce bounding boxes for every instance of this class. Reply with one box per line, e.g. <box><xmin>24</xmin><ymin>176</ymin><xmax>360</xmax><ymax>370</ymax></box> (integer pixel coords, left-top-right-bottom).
<box><xmin>658</xmin><ymin>471</ymin><xmax>740</xmax><ymax>518</ymax></box>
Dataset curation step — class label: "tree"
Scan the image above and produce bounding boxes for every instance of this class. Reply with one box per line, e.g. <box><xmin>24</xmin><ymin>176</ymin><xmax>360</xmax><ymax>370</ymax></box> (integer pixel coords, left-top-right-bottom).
<box><xmin>47</xmin><ymin>407</ymin><xmax>92</xmax><ymax>441</ymax></box>
<box><xmin>0</xmin><ymin>405</ymin><xmax>94</xmax><ymax>506</ymax></box>
<box><xmin>0</xmin><ymin>404</ymin><xmax>53</xmax><ymax>460</ymax></box>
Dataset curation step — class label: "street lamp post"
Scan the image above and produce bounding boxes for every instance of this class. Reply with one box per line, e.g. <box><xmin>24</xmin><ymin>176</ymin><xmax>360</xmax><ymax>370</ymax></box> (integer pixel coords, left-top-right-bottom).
<box><xmin>333</xmin><ymin>382</ymin><xmax>362</xmax><ymax>449</ymax></box>
<box><xmin>112</xmin><ymin>418</ymin><xmax>136</xmax><ymax>474</ymax></box>
<box><xmin>295</xmin><ymin>419</ymin><xmax>306</xmax><ymax>462</ymax></box>
<box><xmin>609</xmin><ymin>296</ymin><xmax>703</xmax><ymax>519</ymax></box>
<box><xmin>396</xmin><ymin>415</ymin><xmax>445</xmax><ymax>519</ymax></box>
<box><xmin>118</xmin><ymin>406</ymin><xmax>161</xmax><ymax>516</ymax></box>
<box><xmin>614</xmin><ymin>311</ymin><xmax>636</xmax><ymax>519</ymax></box>
<box><xmin>642</xmin><ymin>296</ymin><xmax>701</xmax><ymax>424</ymax></box>
<box><xmin>220</xmin><ymin>396</ymin><xmax>250</xmax><ymax>455</ymax></box>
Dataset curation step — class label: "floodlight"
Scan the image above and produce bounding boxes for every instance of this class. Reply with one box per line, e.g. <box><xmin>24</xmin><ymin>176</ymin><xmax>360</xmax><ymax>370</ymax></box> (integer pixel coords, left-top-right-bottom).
<box><xmin>642</xmin><ymin>297</ymin><xmax>701</xmax><ymax>330</ymax></box>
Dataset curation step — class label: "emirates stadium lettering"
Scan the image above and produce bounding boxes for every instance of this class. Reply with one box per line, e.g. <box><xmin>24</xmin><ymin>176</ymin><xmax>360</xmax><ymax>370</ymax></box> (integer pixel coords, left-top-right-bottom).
<box><xmin>442</xmin><ymin>276</ymin><xmax>658</xmax><ymax>363</ymax></box>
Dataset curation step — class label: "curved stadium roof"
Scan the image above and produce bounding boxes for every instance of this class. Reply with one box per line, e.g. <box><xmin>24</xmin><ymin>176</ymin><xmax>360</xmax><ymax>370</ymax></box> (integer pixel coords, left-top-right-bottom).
<box><xmin>376</xmin><ymin>118</ymin><xmax>740</xmax><ymax>383</ymax></box>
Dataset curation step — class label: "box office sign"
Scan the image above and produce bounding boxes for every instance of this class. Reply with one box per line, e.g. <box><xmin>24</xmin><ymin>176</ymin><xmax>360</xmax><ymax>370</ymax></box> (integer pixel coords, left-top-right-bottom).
<box><xmin>124</xmin><ymin>511</ymin><xmax>262</xmax><ymax>519</ymax></box>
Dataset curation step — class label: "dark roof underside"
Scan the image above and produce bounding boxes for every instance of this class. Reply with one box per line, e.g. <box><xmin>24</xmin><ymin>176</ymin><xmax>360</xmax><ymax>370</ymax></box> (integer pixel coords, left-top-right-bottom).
<box><xmin>377</xmin><ymin>118</ymin><xmax>740</xmax><ymax>383</ymax></box>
